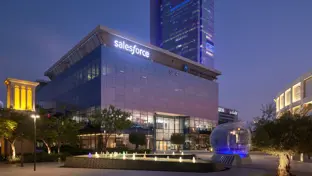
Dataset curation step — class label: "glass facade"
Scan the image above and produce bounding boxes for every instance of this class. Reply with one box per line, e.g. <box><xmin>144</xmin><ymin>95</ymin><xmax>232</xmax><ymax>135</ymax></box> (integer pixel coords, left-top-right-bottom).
<box><xmin>37</xmin><ymin>27</ymin><xmax>219</xmax><ymax>151</ymax></box>
<box><xmin>150</xmin><ymin>0</ymin><xmax>215</xmax><ymax>68</ymax></box>
<box><xmin>36</xmin><ymin>46</ymin><xmax>102</xmax><ymax>113</ymax></box>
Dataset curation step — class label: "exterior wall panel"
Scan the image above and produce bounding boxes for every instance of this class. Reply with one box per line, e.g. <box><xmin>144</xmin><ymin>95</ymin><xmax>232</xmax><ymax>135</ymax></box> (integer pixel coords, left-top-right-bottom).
<box><xmin>101</xmin><ymin>45</ymin><xmax>218</xmax><ymax>121</ymax></box>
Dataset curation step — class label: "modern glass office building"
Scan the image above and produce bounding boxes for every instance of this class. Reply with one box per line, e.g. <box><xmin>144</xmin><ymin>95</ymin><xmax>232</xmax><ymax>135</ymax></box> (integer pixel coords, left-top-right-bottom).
<box><xmin>150</xmin><ymin>0</ymin><xmax>215</xmax><ymax>69</ymax></box>
<box><xmin>36</xmin><ymin>25</ymin><xmax>221</xmax><ymax>151</ymax></box>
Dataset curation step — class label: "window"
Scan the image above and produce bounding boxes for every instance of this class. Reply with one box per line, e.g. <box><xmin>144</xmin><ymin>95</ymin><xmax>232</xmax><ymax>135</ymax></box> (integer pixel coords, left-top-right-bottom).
<box><xmin>95</xmin><ymin>63</ymin><xmax>100</xmax><ymax>77</ymax></box>
<box><xmin>285</xmin><ymin>89</ymin><xmax>291</xmax><ymax>106</ymax></box>
<box><xmin>276</xmin><ymin>97</ymin><xmax>280</xmax><ymax>111</ymax></box>
<box><xmin>91</xmin><ymin>64</ymin><xmax>96</xmax><ymax>79</ymax></box>
<box><xmin>280</xmin><ymin>94</ymin><xmax>285</xmax><ymax>109</ymax></box>
<box><xmin>87</xmin><ymin>66</ymin><xmax>92</xmax><ymax>81</ymax></box>
<box><xmin>304</xmin><ymin>77</ymin><xmax>312</xmax><ymax>98</ymax></box>
<box><xmin>292</xmin><ymin>83</ymin><xmax>301</xmax><ymax>102</ymax></box>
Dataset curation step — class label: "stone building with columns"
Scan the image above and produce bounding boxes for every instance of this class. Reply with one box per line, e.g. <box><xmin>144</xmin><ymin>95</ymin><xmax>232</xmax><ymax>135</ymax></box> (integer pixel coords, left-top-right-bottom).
<box><xmin>0</xmin><ymin>78</ymin><xmax>39</xmax><ymax>158</ymax></box>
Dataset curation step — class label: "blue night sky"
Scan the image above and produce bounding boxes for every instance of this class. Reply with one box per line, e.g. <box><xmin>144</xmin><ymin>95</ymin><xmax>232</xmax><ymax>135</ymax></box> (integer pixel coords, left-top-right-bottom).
<box><xmin>0</xmin><ymin>0</ymin><xmax>311</xmax><ymax>121</ymax></box>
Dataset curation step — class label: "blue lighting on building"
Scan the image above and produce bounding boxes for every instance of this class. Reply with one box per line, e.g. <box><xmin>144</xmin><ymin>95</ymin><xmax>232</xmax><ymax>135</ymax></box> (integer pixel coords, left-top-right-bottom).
<box><xmin>183</xmin><ymin>64</ymin><xmax>188</xmax><ymax>72</ymax></box>
<box><xmin>206</xmin><ymin>41</ymin><xmax>215</xmax><ymax>54</ymax></box>
<box><xmin>170</xmin><ymin>0</ymin><xmax>191</xmax><ymax>12</ymax></box>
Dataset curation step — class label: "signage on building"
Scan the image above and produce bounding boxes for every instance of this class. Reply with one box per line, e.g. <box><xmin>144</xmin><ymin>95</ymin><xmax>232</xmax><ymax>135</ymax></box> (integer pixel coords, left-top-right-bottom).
<box><xmin>218</xmin><ymin>107</ymin><xmax>238</xmax><ymax>116</ymax></box>
<box><xmin>114</xmin><ymin>40</ymin><xmax>150</xmax><ymax>58</ymax></box>
<box><xmin>218</xmin><ymin>107</ymin><xmax>225</xmax><ymax>113</ymax></box>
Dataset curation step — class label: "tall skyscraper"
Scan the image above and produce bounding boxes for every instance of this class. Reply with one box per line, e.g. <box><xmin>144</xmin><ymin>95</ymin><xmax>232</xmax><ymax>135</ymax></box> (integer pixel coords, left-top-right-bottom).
<box><xmin>150</xmin><ymin>0</ymin><xmax>215</xmax><ymax>69</ymax></box>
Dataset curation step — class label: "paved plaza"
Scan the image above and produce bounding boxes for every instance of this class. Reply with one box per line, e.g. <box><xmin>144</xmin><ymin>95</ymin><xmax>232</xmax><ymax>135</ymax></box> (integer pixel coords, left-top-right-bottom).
<box><xmin>1</xmin><ymin>153</ymin><xmax>312</xmax><ymax>176</ymax></box>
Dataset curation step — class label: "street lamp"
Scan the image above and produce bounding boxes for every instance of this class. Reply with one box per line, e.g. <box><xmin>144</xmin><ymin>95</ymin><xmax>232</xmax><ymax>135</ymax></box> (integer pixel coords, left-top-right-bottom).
<box><xmin>31</xmin><ymin>114</ymin><xmax>40</xmax><ymax>171</ymax></box>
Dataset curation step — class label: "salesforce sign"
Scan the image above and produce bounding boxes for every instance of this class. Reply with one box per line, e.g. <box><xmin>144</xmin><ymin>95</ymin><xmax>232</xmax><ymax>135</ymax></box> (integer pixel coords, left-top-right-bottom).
<box><xmin>114</xmin><ymin>40</ymin><xmax>150</xmax><ymax>58</ymax></box>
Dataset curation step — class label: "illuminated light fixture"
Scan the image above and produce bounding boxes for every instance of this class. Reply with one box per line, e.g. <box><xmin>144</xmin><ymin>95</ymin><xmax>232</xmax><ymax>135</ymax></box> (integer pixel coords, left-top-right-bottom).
<box><xmin>172</xmin><ymin>151</ymin><xmax>175</xmax><ymax>155</ymax></box>
<box><xmin>132</xmin><ymin>153</ymin><xmax>136</xmax><ymax>160</ymax></box>
<box><xmin>154</xmin><ymin>156</ymin><xmax>157</xmax><ymax>161</ymax></box>
<box><xmin>179</xmin><ymin>157</ymin><xmax>182</xmax><ymax>163</ymax></box>
<box><xmin>192</xmin><ymin>157</ymin><xmax>196</xmax><ymax>163</ymax></box>
<box><xmin>88</xmin><ymin>153</ymin><xmax>92</xmax><ymax>158</ymax></box>
<box><xmin>181</xmin><ymin>152</ymin><xmax>184</xmax><ymax>155</ymax></box>
<box><xmin>95</xmin><ymin>152</ymin><xmax>99</xmax><ymax>158</ymax></box>
<box><xmin>167</xmin><ymin>156</ymin><xmax>169</xmax><ymax>160</ymax></box>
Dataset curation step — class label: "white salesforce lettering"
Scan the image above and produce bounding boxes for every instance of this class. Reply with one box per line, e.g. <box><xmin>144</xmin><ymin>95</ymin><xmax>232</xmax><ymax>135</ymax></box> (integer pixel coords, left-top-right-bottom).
<box><xmin>114</xmin><ymin>40</ymin><xmax>150</xmax><ymax>58</ymax></box>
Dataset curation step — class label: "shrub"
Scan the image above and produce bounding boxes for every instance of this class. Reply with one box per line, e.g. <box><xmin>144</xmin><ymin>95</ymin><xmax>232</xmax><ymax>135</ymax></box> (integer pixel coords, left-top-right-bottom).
<box><xmin>51</xmin><ymin>145</ymin><xmax>94</xmax><ymax>155</ymax></box>
<box><xmin>129</xmin><ymin>132</ymin><xmax>146</xmax><ymax>150</ymax></box>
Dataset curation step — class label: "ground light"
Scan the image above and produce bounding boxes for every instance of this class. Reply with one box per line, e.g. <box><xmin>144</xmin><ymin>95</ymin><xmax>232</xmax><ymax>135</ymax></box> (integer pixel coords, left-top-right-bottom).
<box><xmin>132</xmin><ymin>153</ymin><xmax>136</xmax><ymax>160</ymax></box>
<box><xmin>64</xmin><ymin>153</ymin><xmax>225</xmax><ymax>172</ymax></box>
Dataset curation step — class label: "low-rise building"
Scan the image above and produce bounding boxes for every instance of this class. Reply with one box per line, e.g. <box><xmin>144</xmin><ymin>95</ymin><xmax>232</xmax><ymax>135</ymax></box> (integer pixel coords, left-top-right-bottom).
<box><xmin>275</xmin><ymin>70</ymin><xmax>312</xmax><ymax>116</ymax></box>
<box><xmin>218</xmin><ymin>107</ymin><xmax>238</xmax><ymax>125</ymax></box>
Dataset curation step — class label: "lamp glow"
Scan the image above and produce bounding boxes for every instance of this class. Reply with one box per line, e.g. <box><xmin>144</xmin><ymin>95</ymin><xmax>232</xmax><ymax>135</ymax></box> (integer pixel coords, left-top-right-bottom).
<box><xmin>179</xmin><ymin>157</ymin><xmax>182</xmax><ymax>163</ymax></box>
<box><xmin>154</xmin><ymin>156</ymin><xmax>157</xmax><ymax>161</ymax></box>
<box><xmin>192</xmin><ymin>157</ymin><xmax>196</xmax><ymax>163</ymax></box>
<box><xmin>132</xmin><ymin>153</ymin><xmax>136</xmax><ymax>160</ymax></box>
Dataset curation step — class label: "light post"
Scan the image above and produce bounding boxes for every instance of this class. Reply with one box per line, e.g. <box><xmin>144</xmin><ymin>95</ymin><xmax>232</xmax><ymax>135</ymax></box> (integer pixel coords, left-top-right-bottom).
<box><xmin>31</xmin><ymin>114</ymin><xmax>40</xmax><ymax>171</ymax></box>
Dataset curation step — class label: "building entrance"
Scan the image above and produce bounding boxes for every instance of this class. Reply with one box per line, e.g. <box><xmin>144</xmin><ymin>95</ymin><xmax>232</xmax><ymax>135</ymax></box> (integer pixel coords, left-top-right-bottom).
<box><xmin>154</xmin><ymin>113</ymin><xmax>186</xmax><ymax>151</ymax></box>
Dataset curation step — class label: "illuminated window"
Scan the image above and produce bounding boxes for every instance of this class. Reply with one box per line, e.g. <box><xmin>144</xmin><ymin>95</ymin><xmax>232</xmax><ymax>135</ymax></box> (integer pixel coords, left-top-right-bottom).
<box><xmin>285</xmin><ymin>89</ymin><xmax>291</xmax><ymax>106</ymax></box>
<box><xmin>87</xmin><ymin>66</ymin><xmax>92</xmax><ymax>80</ymax></box>
<box><xmin>14</xmin><ymin>85</ymin><xmax>20</xmax><ymax>110</ymax></box>
<box><xmin>292</xmin><ymin>83</ymin><xmax>301</xmax><ymax>102</ymax></box>
<box><xmin>280</xmin><ymin>94</ymin><xmax>285</xmax><ymax>109</ymax></box>
<box><xmin>304</xmin><ymin>77</ymin><xmax>312</xmax><ymax>98</ymax></box>
<box><xmin>21</xmin><ymin>86</ymin><xmax>26</xmax><ymax>110</ymax></box>
<box><xmin>27</xmin><ymin>88</ymin><xmax>32</xmax><ymax>110</ymax></box>
<box><xmin>276</xmin><ymin>97</ymin><xmax>280</xmax><ymax>111</ymax></box>
<box><xmin>95</xmin><ymin>63</ymin><xmax>99</xmax><ymax>77</ymax></box>
<box><xmin>92</xmin><ymin>64</ymin><xmax>96</xmax><ymax>79</ymax></box>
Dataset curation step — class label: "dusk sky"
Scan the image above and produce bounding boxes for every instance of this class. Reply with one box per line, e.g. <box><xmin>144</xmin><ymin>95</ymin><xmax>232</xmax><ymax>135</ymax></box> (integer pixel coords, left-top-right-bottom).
<box><xmin>0</xmin><ymin>0</ymin><xmax>311</xmax><ymax>121</ymax></box>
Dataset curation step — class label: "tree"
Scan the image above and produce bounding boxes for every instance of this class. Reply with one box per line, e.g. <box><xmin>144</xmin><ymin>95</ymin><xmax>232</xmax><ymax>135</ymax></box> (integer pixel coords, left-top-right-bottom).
<box><xmin>55</xmin><ymin>117</ymin><xmax>81</xmax><ymax>154</ymax></box>
<box><xmin>0</xmin><ymin>118</ymin><xmax>17</xmax><ymax>139</ymax></box>
<box><xmin>36</xmin><ymin>112</ymin><xmax>57</xmax><ymax>154</ymax></box>
<box><xmin>0</xmin><ymin>108</ymin><xmax>32</xmax><ymax>159</ymax></box>
<box><xmin>170</xmin><ymin>133</ymin><xmax>185</xmax><ymax>152</ymax></box>
<box><xmin>129</xmin><ymin>132</ymin><xmax>146</xmax><ymax>150</ymax></box>
<box><xmin>89</xmin><ymin>105</ymin><xmax>132</xmax><ymax>152</ymax></box>
<box><xmin>253</xmin><ymin>105</ymin><xmax>312</xmax><ymax>176</ymax></box>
